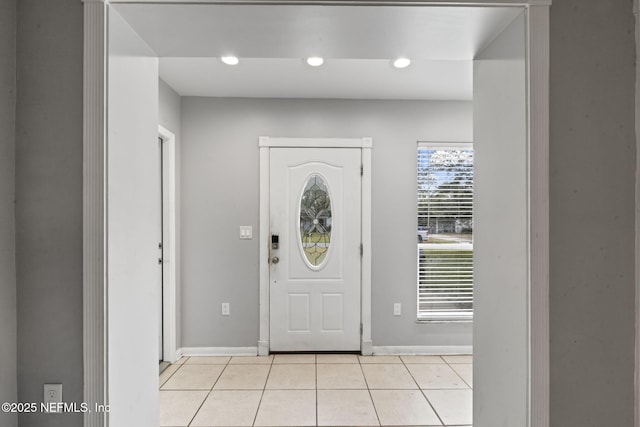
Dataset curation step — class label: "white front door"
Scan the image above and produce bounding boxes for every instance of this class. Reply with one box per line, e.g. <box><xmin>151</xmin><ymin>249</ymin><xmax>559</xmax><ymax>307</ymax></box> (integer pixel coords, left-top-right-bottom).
<box><xmin>269</xmin><ymin>147</ymin><xmax>362</xmax><ymax>351</ymax></box>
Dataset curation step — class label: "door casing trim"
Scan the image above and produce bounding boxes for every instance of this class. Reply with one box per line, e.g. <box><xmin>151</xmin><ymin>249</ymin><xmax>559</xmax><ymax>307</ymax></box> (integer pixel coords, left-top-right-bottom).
<box><xmin>158</xmin><ymin>125</ymin><xmax>179</xmax><ymax>363</ymax></box>
<box><xmin>258</xmin><ymin>136</ymin><xmax>373</xmax><ymax>355</ymax></box>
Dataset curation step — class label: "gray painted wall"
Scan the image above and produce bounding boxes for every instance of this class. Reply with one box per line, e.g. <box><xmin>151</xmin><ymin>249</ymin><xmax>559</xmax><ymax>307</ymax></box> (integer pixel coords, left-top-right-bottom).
<box><xmin>0</xmin><ymin>0</ymin><xmax>17</xmax><ymax>426</ymax></box>
<box><xmin>159</xmin><ymin>78</ymin><xmax>182</xmax><ymax>351</ymax></box>
<box><xmin>549</xmin><ymin>1</ymin><xmax>636</xmax><ymax>425</ymax></box>
<box><xmin>15</xmin><ymin>0</ymin><xmax>84</xmax><ymax>426</ymax></box>
<box><xmin>180</xmin><ymin>97</ymin><xmax>473</xmax><ymax>348</ymax></box>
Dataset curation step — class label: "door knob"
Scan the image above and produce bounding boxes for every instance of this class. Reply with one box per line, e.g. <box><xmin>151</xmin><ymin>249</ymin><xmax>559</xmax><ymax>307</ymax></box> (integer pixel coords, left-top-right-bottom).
<box><xmin>271</xmin><ymin>256</ymin><xmax>280</xmax><ymax>264</ymax></box>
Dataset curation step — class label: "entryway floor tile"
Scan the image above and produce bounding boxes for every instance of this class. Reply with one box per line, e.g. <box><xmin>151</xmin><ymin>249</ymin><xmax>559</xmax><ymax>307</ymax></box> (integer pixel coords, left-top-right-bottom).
<box><xmin>317</xmin><ymin>389</ymin><xmax>379</xmax><ymax>426</ymax></box>
<box><xmin>265</xmin><ymin>363</ymin><xmax>316</xmax><ymax>389</ymax></box>
<box><xmin>159</xmin><ymin>364</ymin><xmax>180</xmax><ymax>388</ymax></box>
<box><xmin>370</xmin><ymin>389</ymin><xmax>442</xmax><ymax>426</ymax></box>
<box><xmin>185</xmin><ymin>356</ymin><xmax>231</xmax><ymax>364</ymax></box>
<box><xmin>159</xmin><ymin>353</ymin><xmax>472</xmax><ymax>426</ymax></box>
<box><xmin>361</xmin><ymin>363</ymin><xmax>418</xmax><ymax>389</ymax></box>
<box><xmin>442</xmin><ymin>355</ymin><xmax>472</xmax><ymax>364</ymax></box>
<box><xmin>317</xmin><ymin>363</ymin><xmax>367</xmax><ymax>389</ymax></box>
<box><xmin>229</xmin><ymin>355</ymin><xmax>274</xmax><ymax>364</ymax></box>
<box><xmin>423</xmin><ymin>389</ymin><xmax>473</xmax><ymax>425</ymax></box>
<box><xmin>254</xmin><ymin>390</ymin><xmax>316</xmax><ymax>426</ymax></box>
<box><xmin>161</xmin><ymin>364</ymin><xmax>224</xmax><ymax>390</ymax></box>
<box><xmin>449</xmin><ymin>364</ymin><xmax>473</xmax><ymax>388</ymax></box>
<box><xmin>159</xmin><ymin>390</ymin><xmax>208</xmax><ymax>426</ymax></box>
<box><xmin>190</xmin><ymin>390</ymin><xmax>262</xmax><ymax>426</ymax></box>
<box><xmin>401</xmin><ymin>355</ymin><xmax>446</xmax><ymax>364</ymax></box>
<box><xmin>273</xmin><ymin>353</ymin><xmax>316</xmax><ymax>364</ymax></box>
<box><xmin>406</xmin><ymin>364</ymin><xmax>469</xmax><ymax>389</ymax></box>
<box><xmin>358</xmin><ymin>355</ymin><xmax>402</xmax><ymax>364</ymax></box>
<box><xmin>316</xmin><ymin>353</ymin><xmax>359</xmax><ymax>363</ymax></box>
<box><xmin>214</xmin><ymin>364</ymin><xmax>270</xmax><ymax>390</ymax></box>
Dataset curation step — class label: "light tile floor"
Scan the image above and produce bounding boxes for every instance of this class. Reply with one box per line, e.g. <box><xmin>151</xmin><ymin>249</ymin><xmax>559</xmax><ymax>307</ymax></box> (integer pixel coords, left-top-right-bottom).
<box><xmin>159</xmin><ymin>354</ymin><xmax>472</xmax><ymax>427</ymax></box>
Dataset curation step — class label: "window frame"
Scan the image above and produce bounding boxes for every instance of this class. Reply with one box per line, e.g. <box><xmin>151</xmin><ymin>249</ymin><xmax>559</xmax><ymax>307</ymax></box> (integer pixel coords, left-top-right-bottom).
<box><xmin>416</xmin><ymin>141</ymin><xmax>474</xmax><ymax>323</ymax></box>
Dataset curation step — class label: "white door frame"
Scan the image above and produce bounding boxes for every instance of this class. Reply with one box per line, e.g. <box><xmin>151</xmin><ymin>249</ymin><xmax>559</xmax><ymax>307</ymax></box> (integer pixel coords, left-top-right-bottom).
<box><xmin>158</xmin><ymin>125</ymin><xmax>179</xmax><ymax>363</ymax></box>
<box><xmin>82</xmin><ymin>1</ymin><xmax>549</xmax><ymax>426</ymax></box>
<box><xmin>258</xmin><ymin>137</ymin><xmax>373</xmax><ymax>356</ymax></box>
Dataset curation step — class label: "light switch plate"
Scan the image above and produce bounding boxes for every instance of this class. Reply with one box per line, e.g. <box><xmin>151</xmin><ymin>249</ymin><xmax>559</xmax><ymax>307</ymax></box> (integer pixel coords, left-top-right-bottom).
<box><xmin>239</xmin><ymin>226</ymin><xmax>252</xmax><ymax>239</ymax></box>
<box><xmin>393</xmin><ymin>303</ymin><xmax>402</xmax><ymax>316</ymax></box>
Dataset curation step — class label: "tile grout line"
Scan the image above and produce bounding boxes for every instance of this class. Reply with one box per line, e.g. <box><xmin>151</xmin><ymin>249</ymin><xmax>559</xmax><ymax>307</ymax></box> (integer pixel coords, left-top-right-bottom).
<box><xmin>163</xmin><ymin>354</ymin><xmax>471</xmax><ymax>427</ymax></box>
<box><xmin>445</xmin><ymin>360</ymin><xmax>473</xmax><ymax>390</ymax></box>
<box><xmin>252</xmin><ymin>356</ymin><xmax>274</xmax><ymax>427</ymax></box>
<box><xmin>359</xmin><ymin>356</ymin><xmax>382</xmax><ymax>427</ymax></box>
<box><xmin>186</xmin><ymin>357</ymin><xmax>230</xmax><ymax>427</ymax></box>
<box><xmin>401</xmin><ymin>356</ymin><xmax>446</xmax><ymax>427</ymax></box>
<box><xmin>159</xmin><ymin>364</ymin><xmax>182</xmax><ymax>389</ymax></box>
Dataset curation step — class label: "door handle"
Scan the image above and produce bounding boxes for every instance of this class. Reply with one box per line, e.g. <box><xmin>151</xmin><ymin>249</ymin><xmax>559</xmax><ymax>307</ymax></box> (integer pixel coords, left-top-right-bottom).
<box><xmin>271</xmin><ymin>256</ymin><xmax>280</xmax><ymax>264</ymax></box>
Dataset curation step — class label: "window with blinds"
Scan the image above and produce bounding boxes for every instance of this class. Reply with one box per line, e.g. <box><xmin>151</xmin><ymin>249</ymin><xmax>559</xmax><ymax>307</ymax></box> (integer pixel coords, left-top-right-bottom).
<box><xmin>417</xmin><ymin>143</ymin><xmax>473</xmax><ymax>321</ymax></box>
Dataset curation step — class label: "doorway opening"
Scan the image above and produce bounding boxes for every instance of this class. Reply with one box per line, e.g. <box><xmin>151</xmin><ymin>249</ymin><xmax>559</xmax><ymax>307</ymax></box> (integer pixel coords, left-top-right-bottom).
<box><xmin>159</xmin><ymin>125</ymin><xmax>179</xmax><ymax>365</ymax></box>
<box><xmin>83</xmin><ymin>2</ymin><xmax>549</xmax><ymax>425</ymax></box>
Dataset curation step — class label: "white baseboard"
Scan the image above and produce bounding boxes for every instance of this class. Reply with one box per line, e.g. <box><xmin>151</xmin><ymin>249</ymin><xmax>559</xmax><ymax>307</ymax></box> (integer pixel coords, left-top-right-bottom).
<box><xmin>180</xmin><ymin>346</ymin><xmax>258</xmax><ymax>356</ymax></box>
<box><xmin>180</xmin><ymin>345</ymin><xmax>469</xmax><ymax>356</ymax></box>
<box><xmin>372</xmin><ymin>345</ymin><xmax>472</xmax><ymax>355</ymax></box>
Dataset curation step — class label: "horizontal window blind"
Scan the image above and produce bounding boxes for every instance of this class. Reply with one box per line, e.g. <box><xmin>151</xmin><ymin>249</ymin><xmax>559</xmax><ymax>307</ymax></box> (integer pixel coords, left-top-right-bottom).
<box><xmin>417</xmin><ymin>145</ymin><xmax>473</xmax><ymax>321</ymax></box>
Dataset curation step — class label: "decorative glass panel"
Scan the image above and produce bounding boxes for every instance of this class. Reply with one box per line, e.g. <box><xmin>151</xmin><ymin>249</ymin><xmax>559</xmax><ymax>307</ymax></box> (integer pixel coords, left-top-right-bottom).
<box><xmin>299</xmin><ymin>174</ymin><xmax>332</xmax><ymax>267</ymax></box>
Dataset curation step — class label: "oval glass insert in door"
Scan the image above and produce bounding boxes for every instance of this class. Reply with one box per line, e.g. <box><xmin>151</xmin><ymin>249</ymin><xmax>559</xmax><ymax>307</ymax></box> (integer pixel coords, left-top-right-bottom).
<box><xmin>298</xmin><ymin>174</ymin><xmax>333</xmax><ymax>269</ymax></box>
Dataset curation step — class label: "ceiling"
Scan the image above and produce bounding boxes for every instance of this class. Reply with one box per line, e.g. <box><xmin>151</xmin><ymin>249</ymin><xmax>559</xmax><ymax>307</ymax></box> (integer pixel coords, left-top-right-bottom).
<box><xmin>113</xmin><ymin>4</ymin><xmax>522</xmax><ymax>100</ymax></box>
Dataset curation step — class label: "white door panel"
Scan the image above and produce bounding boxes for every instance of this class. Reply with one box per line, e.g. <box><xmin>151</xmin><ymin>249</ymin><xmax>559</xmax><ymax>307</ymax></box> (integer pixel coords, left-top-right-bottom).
<box><xmin>270</xmin><ymin>147</ymin><xmax>361</xmax><ymax>351</ymax></box>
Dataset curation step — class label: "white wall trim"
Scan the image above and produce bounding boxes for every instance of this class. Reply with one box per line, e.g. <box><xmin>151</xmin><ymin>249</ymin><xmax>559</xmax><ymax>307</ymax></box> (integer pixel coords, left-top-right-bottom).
<box><xmin>83</xmin><ymin>2</ymin><xmax>108</xmax><ymax>427</ymax></box>
<box><xmin>158</xmin><ymin>126</ymin><xmax>179</xmax><ymax>363</ymax></box>
<box><xmin>527</xmin><ymin>5</ymin><xmax>550</xmax><ymax>427</ymax></box>
<box><xmin>258</xmin><ymin>136</ymin><xmax>373</xmax><ymax>355</ymax></box>
<box><xmin>372</xmin><ymin>345</ymin><xmax>473</xmax><ymax>355</ymax></box>
<box><xmin>361</xmin><ymin>138</ymin><xmax>373</xmax><ymax>355</ymax></box>
<box><xmin>109</xmin><ymin>0</ymin><xmax>550</xmax><ymax>5</ymax></box>
<box><xmin>417</xmin><ymin>141</ymin><xmax>473</xmax><ymax>149</ymax></box>
<box><xmin>258</xmin><ymin>141</ymin><xmax>270</xmax><ymax>355</ymax></box>
<box><xmin>180</xmin><ymin>347</ymin><xmax>258</xmax><ymax>356</ymax></box>
<box><xmin>259</xmin><ymin>136</ymin><xmax>372</xmax><ymax>149</ymax></box>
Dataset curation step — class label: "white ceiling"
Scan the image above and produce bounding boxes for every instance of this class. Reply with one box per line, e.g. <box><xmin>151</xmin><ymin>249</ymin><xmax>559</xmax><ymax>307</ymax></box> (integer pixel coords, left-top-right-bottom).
<box><xmin>113</xmin><ymin>4</ymin><xmax>522</xmax><ymax>100</ymax></box>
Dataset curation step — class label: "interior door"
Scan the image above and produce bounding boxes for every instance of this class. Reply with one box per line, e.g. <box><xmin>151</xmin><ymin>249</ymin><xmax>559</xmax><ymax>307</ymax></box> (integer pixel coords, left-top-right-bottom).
<box><xmin>269</xmin><ymin>147</ymin><xmax>361</xmax><ymax>351</ymax></box>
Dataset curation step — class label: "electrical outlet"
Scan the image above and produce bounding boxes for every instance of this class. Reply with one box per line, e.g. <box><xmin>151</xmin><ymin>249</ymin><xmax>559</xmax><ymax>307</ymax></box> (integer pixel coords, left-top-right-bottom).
<box><xmin>44</xmin><ymin>384</ymin><xmax>62</xmax><ymax>413</ymax></box>
<box><xmin>221</xmin><ymin>302</ymin><xmax>230</xmax><ymax>316</ymax></box>
<box><xmin>394</xmin><ymin>303</ymin><xmax>402</xmax><ymax>316</ymax></box>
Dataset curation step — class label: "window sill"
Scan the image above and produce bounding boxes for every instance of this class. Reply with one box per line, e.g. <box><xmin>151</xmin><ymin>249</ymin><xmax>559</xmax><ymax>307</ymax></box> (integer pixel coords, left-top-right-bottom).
<box><xmin>416</xmin><ymin>319</ymin><xmax>473</xmax><ymax>324</ymax></box>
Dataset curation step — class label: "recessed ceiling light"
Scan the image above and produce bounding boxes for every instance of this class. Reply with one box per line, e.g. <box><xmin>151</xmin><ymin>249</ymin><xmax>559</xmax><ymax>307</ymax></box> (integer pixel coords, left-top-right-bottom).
<box><xmin>221</xmin><ymin>56</ymin><xmax>239</xmax><ymax>66</ymax></box>
<box><xmin>392</xmin><ymin>58</ymin><xmax>411</xmax><ymax>69</ymax></box>
<box><xmin>306</xmin><ymin>57</ymin><xmax>324</xmax><ymax>67</ymax></box>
